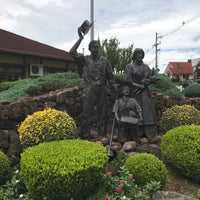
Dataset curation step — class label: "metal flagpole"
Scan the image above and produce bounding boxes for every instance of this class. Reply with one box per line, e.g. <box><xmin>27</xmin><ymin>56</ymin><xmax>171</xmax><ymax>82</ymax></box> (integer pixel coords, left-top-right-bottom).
<box><xmin>90</xmin><ymin>0</ymin><xmax>94</xmax><ymax>41</ymax></box>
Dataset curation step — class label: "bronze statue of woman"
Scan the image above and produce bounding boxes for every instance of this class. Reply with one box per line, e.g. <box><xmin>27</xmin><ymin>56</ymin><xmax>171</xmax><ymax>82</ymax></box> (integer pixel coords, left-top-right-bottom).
<box><xmin>125</xmin><ymin>48</ymin><xmax>159</xmax><ymax>138</ymax></box>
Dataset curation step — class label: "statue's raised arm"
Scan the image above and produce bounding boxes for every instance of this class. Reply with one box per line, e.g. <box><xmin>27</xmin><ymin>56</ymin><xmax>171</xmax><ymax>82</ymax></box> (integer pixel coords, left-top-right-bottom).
<box><xmin>69</xmin><ymin>20</ymin><xmax>92</xmax><ymax>55</ymax></box>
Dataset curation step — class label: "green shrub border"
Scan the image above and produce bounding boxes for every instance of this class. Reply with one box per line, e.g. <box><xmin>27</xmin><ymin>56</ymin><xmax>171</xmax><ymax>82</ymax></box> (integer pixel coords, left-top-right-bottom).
<box><xmin>0</xmin><ymin>151</ymin><xmax>10</xmax><ymax>185</ymax></box>
<box><xmin>160</xmin><ymin>125</ymin><xmax>200</xmax><ymax>183</ymax></box>
<box><xmin>125</xmin><ymin>153</ymin><xmax>167</xmax><ymax>188</ymax></box>
<box><xmin>20</xmin><ymin>139</ymin><xmax>108</xmax><ymax>199</ymax></box>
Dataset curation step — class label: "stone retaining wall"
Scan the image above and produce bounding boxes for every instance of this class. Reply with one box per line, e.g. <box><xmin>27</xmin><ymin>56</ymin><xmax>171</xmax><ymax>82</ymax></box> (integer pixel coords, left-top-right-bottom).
<box><xmin>0</xmin><ymin>87</ymin><xmax>83</xmax><ymax>156</ymax></box>
<box><xmin>0</xmin><ymin>86</ymin><xmax>200</xmax><ymax>157</ymax></box>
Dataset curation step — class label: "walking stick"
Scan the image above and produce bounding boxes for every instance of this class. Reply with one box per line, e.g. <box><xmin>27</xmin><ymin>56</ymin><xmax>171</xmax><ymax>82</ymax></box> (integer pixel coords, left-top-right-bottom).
<box><xmin>107</xmin><ymin>115</ymin><xmax>116</xmax><ymax>157</ymax></box>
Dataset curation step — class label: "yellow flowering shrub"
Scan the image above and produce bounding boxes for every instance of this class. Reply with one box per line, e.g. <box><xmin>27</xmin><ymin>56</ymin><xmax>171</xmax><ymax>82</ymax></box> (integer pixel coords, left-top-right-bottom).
<box><xmin>161</xmin><ymin>104</ymin><xmax>200</xmax><ymax>132</ymax></box>
<box><xmin>18</xmin><ymin>108</ymin><xmax>78</xmax><ymax>147</ymax></box>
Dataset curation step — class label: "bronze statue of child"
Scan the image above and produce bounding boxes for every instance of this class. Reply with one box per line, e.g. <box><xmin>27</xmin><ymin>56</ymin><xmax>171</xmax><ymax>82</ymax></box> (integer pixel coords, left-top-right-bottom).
<box><xmin>113</xmin><ymin>81</ymin><xmax>143</xmax><ymax>143</ymax></box>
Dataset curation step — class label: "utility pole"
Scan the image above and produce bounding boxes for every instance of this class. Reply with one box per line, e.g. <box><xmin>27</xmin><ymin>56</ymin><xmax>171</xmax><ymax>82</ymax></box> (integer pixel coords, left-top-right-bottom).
<box><xmin>90</xmin><ymin>0</ymin><xmax>94</xmax><ymax>41</ymax></box>
<box><xmin>154</xmin><ymin>32</ymin><xmax>161</xmax><ymax>70</ymax></box>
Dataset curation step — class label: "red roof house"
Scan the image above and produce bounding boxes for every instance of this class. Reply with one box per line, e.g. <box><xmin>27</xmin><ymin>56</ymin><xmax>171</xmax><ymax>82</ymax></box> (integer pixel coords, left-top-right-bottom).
<box><xmin>164</xmin><ymin>61</ymin><xmax>194</xmax><ymax>82</ymax></box>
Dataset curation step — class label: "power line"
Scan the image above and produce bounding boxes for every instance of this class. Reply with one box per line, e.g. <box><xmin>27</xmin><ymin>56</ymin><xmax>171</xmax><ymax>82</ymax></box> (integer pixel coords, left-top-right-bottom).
<box><xmin>160</xmin><ymin>10</ymin><xmax>200</xmax><ymax>38</ymax></box>
<box><xmin>153</xmin><ymin>10</ymin><xmax>200</xmax><ymax>70</ymax></box>
<box><xmin>190</xmin><ymin>49</ymin><xmax>200</xmax><ymax>58</ymax></box>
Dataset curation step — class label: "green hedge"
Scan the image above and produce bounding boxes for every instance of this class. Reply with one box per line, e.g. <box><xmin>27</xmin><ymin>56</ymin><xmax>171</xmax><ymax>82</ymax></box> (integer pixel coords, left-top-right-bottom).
<box><xmin>182</xmin><ymin>83</ymin><xmax>200</xmax><ymax>97</ymax></box>
<box><xmin>0</xmin><ymin>151</ymin><xmax>10</xmax><ymax>185</ymax></box>
<box><xmin>125</xmin><ymin>153</ymin><xmax>167</xmax><ymax>188</ymax></box>
<box><xmin>149</xmin><ymin>74</ymin><xmax>183</xmax><ymax>97</ymax></box>
<box><xmin>20</xmin><ymin>139</ymin><xmax>108</xmax><ymax>200</ymax></box>
<box><xmin>0</xmin><ymin>72</ymin><xmax>83</xmax><ymax>100</ymax></box>
<box><xmin>26</xmin><ymin>72</ymin><xmax>83</xmax><ymax>96</ymax></box>
<box><xmin>114</xmin><ymin>73</ymin><xmax>183</xmax><ymax>97</ymax></box>
<box><xmin>160</xmin><ymin>125</ymin><xmax>200</xmax><ymax>183</ymax></box>
<box><xmin>0</xmin><ymin>80</ymin><xmax>19</xmax><ymax>92</ymax></box>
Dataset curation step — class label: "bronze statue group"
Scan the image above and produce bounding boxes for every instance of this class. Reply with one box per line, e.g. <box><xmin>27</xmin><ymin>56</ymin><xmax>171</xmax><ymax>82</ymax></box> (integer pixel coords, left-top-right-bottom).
<box><xmin>70</xmin><ymin>20</ymin><xmax>159</xmax><ymax>143</ymax></box>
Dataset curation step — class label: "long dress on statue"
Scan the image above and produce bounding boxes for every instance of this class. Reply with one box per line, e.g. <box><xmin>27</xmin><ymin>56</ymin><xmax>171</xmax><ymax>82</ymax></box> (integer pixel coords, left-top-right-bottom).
<box><xmin>124</xmin><ymin>62</ymin><xmax>157</xmax><ymax>138</ymax></box>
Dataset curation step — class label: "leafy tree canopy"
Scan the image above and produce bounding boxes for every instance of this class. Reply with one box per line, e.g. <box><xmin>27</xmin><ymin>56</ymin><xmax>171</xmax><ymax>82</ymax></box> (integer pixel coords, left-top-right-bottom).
<box><xmin>100</xmin><ymin>37</ymin><xmax>134</xmax><ymax>73</ymax></box>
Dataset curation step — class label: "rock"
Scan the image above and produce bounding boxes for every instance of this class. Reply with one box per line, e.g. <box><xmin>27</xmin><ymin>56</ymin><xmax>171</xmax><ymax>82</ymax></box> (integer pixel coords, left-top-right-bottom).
<box><xmin>0</xmin><ymin>130</ymin><xmax>9</xmax><ymax>149</ymax></box>
<box><xmin>127</xmin><ymin>151</ymin><xmax>138</xmax><ymax>157</ymax></box>
<box><xmin>140</xmin><ymin>137</ymin><xmax>149</xmax><ymax>144</ymax></box>
<box><xmin>122</xmin><ymin>141</ymin><xmax>137</xmax><ymax>152</ymax></box>
<box><xmin>101</xmin><ymin>137</ymin><xmax>109</xmax><ymax>145</ymax></box>
<box><xmin>65</xmin><ymin>97</ymin><xmax>75</xmax><ymax>107</ymax></box>
<box><xmin>154</xmin><ymin>191</ymin><xmax>197</xmax><ymax>200</ymax></box>
<box><xmin>56</xmin><ymin>91</ymin><xmax>67</xmax><ymax>104</ymax></box>
<box><xmin>136</xmin><ymin>143</ymin><xmax>161</xmax><ymax>159</ymax></box>
<box><xmin>8</xmin><ymin>131</ymin><xmax>23</xmax><ymax>156</ymax></box>
<box><xmin>95</xmin><ymin>141</ymin><xmax>103</xmax><ymax>145</ymax></box>
<box><xmin>0</xmin><ymin>108</ymin><xmax>9</xmax><ymax>120</ymax></box>
<box><xmin>111</xmin><ymin>142</ymin><xmax>122</xmax><ymax>151</ymax></box>
<box><xmin>150</xmin><ymin>135</ymin><xmax>162</xmax><ymax>144</ymax></box>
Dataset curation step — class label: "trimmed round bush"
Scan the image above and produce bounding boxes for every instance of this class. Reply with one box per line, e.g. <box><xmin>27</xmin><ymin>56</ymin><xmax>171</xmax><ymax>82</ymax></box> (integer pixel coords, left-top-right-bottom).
<box><xmin>18</xmin><ymin>108</ymin><xmax>78</xmax><ymax>147</ymax></box>
<box><xmin>125</xmin><ymin>153</ymin><xmax>167</xmax><ymax>188</ymax></box>
<box><xmin>161</xmin><ymin>104</ymin><xmax>200</xmax><ymax>132</ymax></box>
<box><xmin>160</xmin><ymin>125</ymin><xmax>200</xmax><ymax>183</ymax></box>
<box><xmin>20</xmin><ymin>139</ymin><xmax>108</xmax><ymax>200</ymax></box>
<box><xmin>0</xmin><ymin>151</ymin><xmax>10</xmax><ymax>185</ymax></box>
<box><xmin>182</xmin><ymin>83</ymin><xmax>200</xmax><ymax>97</ymax></box>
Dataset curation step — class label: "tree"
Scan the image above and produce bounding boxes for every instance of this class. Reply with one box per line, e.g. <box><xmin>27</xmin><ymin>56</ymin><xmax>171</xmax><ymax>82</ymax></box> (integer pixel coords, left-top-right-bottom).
<box><xmin>118</xmin><ymin>44</ymin><xmax>134</xmax><ymax>73</ymax></box>
<box><xmin>99</xmin><ymin>37</ymin><xmax>134</xmax><ymax>73</ymax></box>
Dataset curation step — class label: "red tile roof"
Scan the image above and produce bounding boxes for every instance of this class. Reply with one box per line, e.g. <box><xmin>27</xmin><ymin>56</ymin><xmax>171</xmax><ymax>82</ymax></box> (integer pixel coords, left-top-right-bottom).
<box><xmin>167</xmin><ymin>62</ymin><xmax>193</xmax><ymax>75</ymax></box>
<box><xmin>0</xmin><ymin>29</ymin><xmax>74</xmax><ymax>61</ymax></box>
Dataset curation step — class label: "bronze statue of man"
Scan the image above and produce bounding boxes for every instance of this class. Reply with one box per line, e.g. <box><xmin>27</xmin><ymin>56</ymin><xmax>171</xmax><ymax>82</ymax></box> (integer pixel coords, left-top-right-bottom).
<box><xmin>69</xmin><ymin>20</ymin><xmax>116</xmax><ymax>140</ymax></box>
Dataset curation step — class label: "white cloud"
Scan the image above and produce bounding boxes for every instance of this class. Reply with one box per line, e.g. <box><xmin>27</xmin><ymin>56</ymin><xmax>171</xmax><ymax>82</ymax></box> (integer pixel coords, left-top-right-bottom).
<box><xmin>0</xmin><ymin>0</ymin><xmax>200</xmax><ymax>73</ymax></box>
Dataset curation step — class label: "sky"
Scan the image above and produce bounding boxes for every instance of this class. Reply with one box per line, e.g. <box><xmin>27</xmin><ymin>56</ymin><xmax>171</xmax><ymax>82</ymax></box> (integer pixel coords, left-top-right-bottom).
<box><xmin>1</xmin><ymin>0</ymin><xmax>200</xmax><ymax>73</ymax></box>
